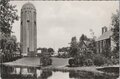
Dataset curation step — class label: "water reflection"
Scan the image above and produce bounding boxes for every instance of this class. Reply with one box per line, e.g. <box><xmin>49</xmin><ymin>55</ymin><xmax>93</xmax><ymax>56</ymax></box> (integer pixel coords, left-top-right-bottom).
<box><xmin>38</xmin><ymin>70</ymin><xmax>52</xmax><ymax>79</ymax></box>
<box><xmin>1</xmin><ymin>66</ymin><xmax>37</xmax><ymax>79</ymax></box>
<box><xmin>0</xmin><ymin>65</ymin><xmax>119</xmax><ymax>79</ymax></box>
<box><xmin>0</xmin><ymin>65</ymin><xmax>52</xmax><ymax>79</ymax></box>
<box><xmin>69</xmin><ymin>70</ymin><xmax>118</xmax><ymax>79</ymax></box>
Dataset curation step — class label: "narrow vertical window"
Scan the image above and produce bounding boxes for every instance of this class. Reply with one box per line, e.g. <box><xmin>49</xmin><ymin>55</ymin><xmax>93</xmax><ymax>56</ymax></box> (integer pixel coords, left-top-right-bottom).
<box><xmin>21</xmin><ymin>22</ymin><xmax>23</xmax><ymax>25</ymax></box>
<box><xmin>34</xmin><ymin>21</ymin><xmax>36</xmax><ymax>25</ymax></box>
<box><xmin>27</xmin><ymin>20</ymin><xmax>30</xmax><ymax>22</ymax></box>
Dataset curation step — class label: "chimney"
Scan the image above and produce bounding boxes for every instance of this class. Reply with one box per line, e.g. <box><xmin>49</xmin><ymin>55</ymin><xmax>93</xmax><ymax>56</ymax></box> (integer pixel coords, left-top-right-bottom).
<box><xmin>102</xmin><ymin>26</ymin><xmax>107</xmax><ymax>34</ymax></box>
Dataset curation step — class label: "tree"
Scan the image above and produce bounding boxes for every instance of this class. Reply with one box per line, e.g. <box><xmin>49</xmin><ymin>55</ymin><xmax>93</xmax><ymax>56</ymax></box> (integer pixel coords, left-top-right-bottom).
<box><xmin>48</xmin><ymin>48</ymin><xmax>54</xmax><ymax>56</ymax></box>
<box><xmin>58</xmin><ymin>48</ymin><xmax>62</xmax><ymax>53</ymax></box>
<box><xmin>69</xmin><ymin>36</ymin><xmax>78</xmax><ymax>57</ymax></box>
<box><xmin>41</xmin><ymin>48</ymin><xmax>48</xmax><ymax>53</ymax></box>
<box><xmin>39</xmin><ymin>48</ymin><xmax>52</xmax><ymax>66</ymax></box>
<box><xmin>0</xmin><ymin>0</ymin><xmax>18</xmax><ymax>54</ymax></box>
<box><xmin>57</xmin><ymin>47</ymin><xmax>70</xmax><ymax>58</ymax></box>
<box><xmin>0</xmin><ymin>0</ymin><xmax>18</xmax><ymax>34</ymax></box>
<box><xmin>88</xmin><ymin>39</ymin><xmax>96</xmax><ymax>54</ymax></box>
<box><xmin>79</xmin><ymin>34</ymin><xmax>89</xmax><ymax>41</ymax></box>
<box><xmin>111</xmin><ymin>10</ymin><xmax>119</xmax><ymax>58</ymax></box>
<box><xmin>16</xmin><ymin>42</ymin><xmax>22</xmax><ymax>56</ymax></box>
<box><xmin>6</xmin><ymin>35</ymin><xmax>17</xmax><ymax>53</ymax></box>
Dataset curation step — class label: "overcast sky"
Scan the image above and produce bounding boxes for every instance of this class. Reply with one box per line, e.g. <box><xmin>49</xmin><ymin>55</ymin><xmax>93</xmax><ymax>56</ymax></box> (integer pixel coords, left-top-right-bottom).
<box><xmin>10</xmin><ymin>1</ymin><xmax>119</xmax><ymax>51</ymax></box>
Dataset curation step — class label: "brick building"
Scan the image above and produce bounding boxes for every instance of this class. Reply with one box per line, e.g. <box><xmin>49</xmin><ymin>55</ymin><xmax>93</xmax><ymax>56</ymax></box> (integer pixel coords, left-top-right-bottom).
<box><xmin>96</xmin><ymin>26</ymin><xmax>115</xmax><ymax>53</ymax></box>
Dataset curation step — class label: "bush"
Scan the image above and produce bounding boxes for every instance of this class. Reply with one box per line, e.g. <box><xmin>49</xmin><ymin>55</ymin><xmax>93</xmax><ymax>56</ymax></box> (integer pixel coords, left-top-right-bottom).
<box><xmin>0</xmin><ymin>53</ymin><xmax>22</xmax><ymax>63</ymax></box>
<box><xmin>111</xmin><ymin>58</ymin><xmax>119</xmax><ymax>65</ymax></box>
<box><xmin>68</xmin><ymin>55</ymin><xmax>85</xmax><ymax>67</ymax></box>
<box><xmin>69</xmin><ymin>59</ymin><xmax>75</xmax><ymax>66</ymax></box>
<box><xmin>74</xmin><ymin>54</ymin><xmax>86</xmax><ymax>66</ymax></box>
<box><xmin>40</xmin><ymin>56</ymin><xmax>52</xmax><ymax>66</ymax></box>
<box><xmin>93</xmin><ymin>54</ymin><xmax>107</xmax><ymax>66</ymax></box>
<box><xmin>48</xmin><ymin>58</ymin><xmax>52</xmax><ymax>65</ymax></box>
<box><xmin>83</xmin><ymin>59</ymin><xmax>94</xmax><ymax>66</ymax></box>
<box><xmin>57</xmin><ymin>53</ymin><xmax>70</xmax><ymax>58</ymax></box>
<box><xmin>74</xmin><ymin>58</ymin><xmax>83</xmax><ymax>66</ymax></box>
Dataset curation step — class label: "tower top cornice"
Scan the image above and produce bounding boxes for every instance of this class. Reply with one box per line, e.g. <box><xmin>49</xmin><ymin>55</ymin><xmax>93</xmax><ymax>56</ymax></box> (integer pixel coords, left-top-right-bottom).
<box><xmin>22</xmin><ymin>2</ymin><xmax>36</xmax><ymax>10</ymax></box>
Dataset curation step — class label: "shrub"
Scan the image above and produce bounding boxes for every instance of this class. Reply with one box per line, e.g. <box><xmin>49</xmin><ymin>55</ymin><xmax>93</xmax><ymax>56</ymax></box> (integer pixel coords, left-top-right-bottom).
<box><xmin>93</xmin><ymin>54</ymin><xmax>107</xmax><ymax>66</ymax></box>
<box><xmin>40</xmin><ymin>56</ymin><xmax>52</xmax><ymax>66</ymax></box>
<box><xmin>74</xmin><ymin>58</ymin><xmax>83</xmax><ymax>66</ymax></box>
<box><xmin>69</xmin><ymin>59</ymin><xmax>75</xmax><ymax>66</ymax></box>
<box><xmin>48</xmin><ymin>58</ymin><xmax>52</xmax><ymax>65</ymax></box>
<box><xmin>83</xmin><ymin>59</ymin><xmax>94</xmax><ymax>66</ymax></box>
<box><xmin>111</xmin><ymin>58</ymin><xmax>119</xmax><ymax>65</ymax></box>
<box><xmin>57</xmin><ymin>53</ymin><xmax>70</xmax><ymax>58</ymax></box>
<box><xmin>69</xmin><ymin>55</ymin><xmax>85</xmax><ymax>67</ymax></box>
<box><xmin>74</xmin><ymin>54</ymin><xmax>86</xmax><ymax>66</ymax></box>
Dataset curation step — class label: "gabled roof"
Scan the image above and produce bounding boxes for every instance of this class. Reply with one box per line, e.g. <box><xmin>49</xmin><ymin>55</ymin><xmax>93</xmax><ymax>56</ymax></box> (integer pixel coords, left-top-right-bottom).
<box><xmin>96</xmin><ymin>30</ymin><xmax>113</xmax><ymax>41</ymax></box>
<box><xmin>78</xmin><ymin>40</ymin><xmax>91</xmax><ymax>48</ymax></box>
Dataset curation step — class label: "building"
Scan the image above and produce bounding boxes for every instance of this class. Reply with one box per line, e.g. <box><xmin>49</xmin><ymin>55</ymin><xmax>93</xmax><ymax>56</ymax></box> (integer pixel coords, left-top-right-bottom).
<box><xmin>21</xmin><ymin>2</ymin><xmax>37</xmax><ymax>56</ymax></box>
<box><xmin>78</xmin><ymin>40</ymin><xmax>91</xmax><ymax>52</ymax></box>
<box><xmin>96</xmin><ymin>26</ymin><xmax>115</xmax><ymax>53</ymax></box>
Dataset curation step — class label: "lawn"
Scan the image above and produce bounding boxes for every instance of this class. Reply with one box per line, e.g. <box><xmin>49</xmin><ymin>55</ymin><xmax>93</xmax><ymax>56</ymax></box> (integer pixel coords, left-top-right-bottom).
<box><xmin>3</xmin><ymin>57</ymin><xmax>70</xmax><ymax>68</ymax></box>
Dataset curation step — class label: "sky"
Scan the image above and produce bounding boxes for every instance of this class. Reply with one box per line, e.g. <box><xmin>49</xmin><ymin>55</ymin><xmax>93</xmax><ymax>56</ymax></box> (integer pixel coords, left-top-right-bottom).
<box><xmin>10</xmin><ymin>1</ymin><xmax>119</xmax><ymax>51</ymax></box>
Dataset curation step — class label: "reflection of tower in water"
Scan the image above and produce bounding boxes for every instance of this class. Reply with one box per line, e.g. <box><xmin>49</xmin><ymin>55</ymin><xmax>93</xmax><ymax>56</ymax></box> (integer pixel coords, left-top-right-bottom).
<box><xmin>21</xmin><ymin>2</ymin><xmax>37</xmax><ymax>56</ymax></box>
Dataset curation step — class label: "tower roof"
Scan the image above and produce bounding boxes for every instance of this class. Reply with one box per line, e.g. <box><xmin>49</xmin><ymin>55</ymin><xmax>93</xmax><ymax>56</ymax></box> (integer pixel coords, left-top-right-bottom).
<box><xmin>22</xmin><ymin>2</ymin><xmax>36</xmax><ymax>9</ymax></box>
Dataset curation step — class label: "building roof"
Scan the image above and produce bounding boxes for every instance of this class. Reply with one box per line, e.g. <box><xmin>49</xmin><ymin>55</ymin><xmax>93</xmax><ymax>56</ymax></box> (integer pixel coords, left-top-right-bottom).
<box><xmin>79</xmin><ymin>40</ymin><xmax>91</xmax><ymax>48</ymax></box>
<box><xmin>96</xmin><ymin>30</ymin><xmax>113</xmax><ymax>41</ymax></box>
<box><xmin>22</xmin><ymin>2</ymin><xmax>36</xmax><ymax>9</ymax></box>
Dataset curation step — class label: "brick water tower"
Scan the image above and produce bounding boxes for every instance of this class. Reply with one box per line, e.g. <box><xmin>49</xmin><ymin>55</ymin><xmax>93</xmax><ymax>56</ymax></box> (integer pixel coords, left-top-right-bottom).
<box><xmin>20</xmin><ymin>2</ymin><xmax>37</xmax><ymax>56</ymax></box>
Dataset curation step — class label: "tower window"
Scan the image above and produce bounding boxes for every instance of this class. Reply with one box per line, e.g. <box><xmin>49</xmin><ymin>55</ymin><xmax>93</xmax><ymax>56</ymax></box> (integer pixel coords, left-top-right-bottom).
<box><xmin>27</xmin><ymin>20</ymin><xmax>30</xmax><ymax>22</ymax></box>
<box><xmin>34</xmin><ymin>21</ymin><xmax>36</xmax><ymax>25</ymax></box>
<box><xmin>21</xmin><ymin>22</ymin><xmax>23</xmax><ymax>25</ymax></box>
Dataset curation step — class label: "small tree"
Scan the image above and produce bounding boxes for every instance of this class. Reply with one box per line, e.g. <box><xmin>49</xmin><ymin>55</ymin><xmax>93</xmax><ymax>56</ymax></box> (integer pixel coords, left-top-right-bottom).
<box><xmin>69</xmin><ymin>36</ymin><xmax>78</xmax><ymax>57</ymax></box>
<box><xmin>48</xmin><ymin>48</ymin><xmax>54</xmax><ymax>56</ymax></box>
<box><xmin>88</xmin><ymin>39</ymin><xmax>96</xmax><ymax>54</ymax></box>
<box><xmin>0</xmin><ymin>0</ymin><xmax>18</xmax><ymax>55</ymax></box>
<box><xmin>79</xmin><ymin>34</ymin><xmax>89</xmax><ymax>41</ymax></box>
<box><xmin>39</xmin><ymin>48</ymin><xmax>52</xmax><ymax>66</ymax></box>
<box><xmin>111</xmin><ymin>10</ymin><xmax>119</xmax><ymax>59</ymax></box>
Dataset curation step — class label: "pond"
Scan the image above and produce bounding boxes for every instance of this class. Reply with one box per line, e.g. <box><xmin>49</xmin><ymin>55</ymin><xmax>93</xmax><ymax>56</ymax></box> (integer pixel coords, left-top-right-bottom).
<box><xmin>0</xmin><ymin>65</ymin><xmax>119</xmax><ymax>79</ymax></box>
